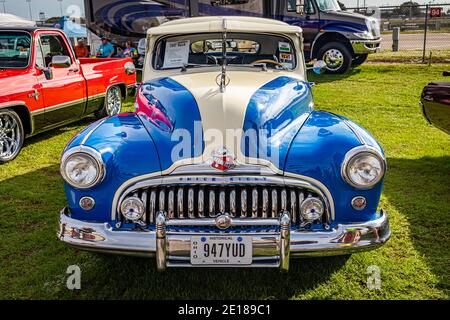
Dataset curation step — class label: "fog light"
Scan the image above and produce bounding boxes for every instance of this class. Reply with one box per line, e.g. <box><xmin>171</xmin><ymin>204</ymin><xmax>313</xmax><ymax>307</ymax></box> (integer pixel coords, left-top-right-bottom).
<box><xmin>120</xmin><ymin>197</ymin><xmax>145</xmax><ymax>221</ymax></box>
<box><xmin>79</xmin><ymin>196</ymin><xmax>95</xmax><ymax>211</ymax></box>
<box><xmin>300</xmin><ymin>197</ymin><xmax>324</xmax><ymax>222</ymax></box>
<box><xmin>351</xmin><ymin>196</ymin><xmax>367</xmax><ymax>210</ymax></box>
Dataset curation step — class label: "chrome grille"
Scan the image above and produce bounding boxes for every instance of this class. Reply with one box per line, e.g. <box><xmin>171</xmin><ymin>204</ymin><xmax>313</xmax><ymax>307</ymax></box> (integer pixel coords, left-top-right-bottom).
<box><xmin>119</xmin><ymin>184</ymin><xmax>328</xmax><ymax>226</ymax></box>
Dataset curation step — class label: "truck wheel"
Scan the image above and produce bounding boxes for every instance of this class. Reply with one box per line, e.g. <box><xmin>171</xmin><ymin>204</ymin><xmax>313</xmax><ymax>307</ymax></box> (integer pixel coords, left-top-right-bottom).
<box><xmin>96</xmin><ymin>85</ymin><xmax>122</xmax><ymax>118</ymax></box>
<box><xmin>352</xmin><ymin>54</ymin><xmax>368</xmax><ymax>68</ymax></box>
<box><xmin>0</xmin><ymin>109</ymin><xmax>24</xmax><ymax>163</ymax></box>
<box><xmin>317</xmin><ymin>42</ymin><xmax>352</xmax><ymax>74</ymax></box>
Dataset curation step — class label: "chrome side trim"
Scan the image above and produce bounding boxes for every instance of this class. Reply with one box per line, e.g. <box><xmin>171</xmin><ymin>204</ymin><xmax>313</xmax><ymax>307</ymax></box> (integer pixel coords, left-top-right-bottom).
<box><xmin>80</xmin><ymin>118</ymin><xmax>108</xmax><ymax>146</ymax></box>
<box><xmin>31</xmin><ymin>98</ymin><xmax>87</xmax><ymax>116</ymax></box>
<box><xmin>342</xmin><ymin>119</ymin><xmax>367</xmax><ymax>145</ymax></box>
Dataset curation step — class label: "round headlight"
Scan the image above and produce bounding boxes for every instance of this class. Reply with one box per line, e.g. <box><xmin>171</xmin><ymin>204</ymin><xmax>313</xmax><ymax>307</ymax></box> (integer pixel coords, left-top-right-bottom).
<box><xmin>120</xmin><ymin>197</ymin><xmax>145</xmax><ymax>221</ymax></box>
<box><xmin>61</xmin><ymin>147</ymin><xmax>105</xmax><ymax>189</ymax></box>
<box><xmin>342</xmin><ymin>147</ymin><xmax>386</xmax><ymax>189</ymax></box>
<box><xmin>300</xmin><ymin>197</ymin><xmax>324</xmax><ymax>223</ymax></box>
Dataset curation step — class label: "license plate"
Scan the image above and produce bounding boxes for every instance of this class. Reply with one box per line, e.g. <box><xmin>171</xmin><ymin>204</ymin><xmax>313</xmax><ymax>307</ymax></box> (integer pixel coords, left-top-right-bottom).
<box><xmin>190</xmin><ymin>236</ymin><xmax>252</xmax><ymax>265</ymax></box>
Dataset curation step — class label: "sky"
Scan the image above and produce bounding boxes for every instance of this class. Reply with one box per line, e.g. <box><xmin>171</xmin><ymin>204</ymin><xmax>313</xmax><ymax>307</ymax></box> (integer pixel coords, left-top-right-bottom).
<box><xmin>0</xmin><ymin>0</ymin><xmax>441</xmax><ymax>21</ymax></box>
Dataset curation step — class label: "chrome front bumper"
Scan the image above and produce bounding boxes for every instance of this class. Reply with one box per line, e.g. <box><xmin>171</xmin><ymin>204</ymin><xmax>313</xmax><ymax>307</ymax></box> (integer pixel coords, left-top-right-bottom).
<box><xmin>58</xmin><ymin>208</ymin><xmax>390</xmax><ymax>271</ymax></box>
<box><xmin>351</xmin><ymin>38</ymin><xmax>381</xmax><ymax>54</ymax></box>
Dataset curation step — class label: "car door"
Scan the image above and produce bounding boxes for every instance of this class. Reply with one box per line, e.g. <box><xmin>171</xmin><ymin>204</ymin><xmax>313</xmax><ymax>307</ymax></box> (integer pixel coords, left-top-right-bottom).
<box><xmin>36</xmin><ymin>31</ymin><xmax>86</xmax><ymax>126</ymax></box>
<box><xmin>282</xmin><ymin>0</ymin><xmax>320</xmax><ymax>54</ymax></box>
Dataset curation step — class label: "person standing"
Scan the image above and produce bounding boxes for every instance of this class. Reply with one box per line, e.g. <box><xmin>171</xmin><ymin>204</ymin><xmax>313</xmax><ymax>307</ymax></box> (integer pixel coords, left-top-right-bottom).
<box><xmin>96</xmin><ymin>37</ymin><xmax>115</xmax><ymax>58</ymax></box>
<box><xmin>74</xmin><ymin>40</ymin><xmax>90</xmax><ymax>58</ymax></box>
<box><xmin>122</xmin><ymin>41</ymin><xmax>138</xmax><ymax>59</ymax></box>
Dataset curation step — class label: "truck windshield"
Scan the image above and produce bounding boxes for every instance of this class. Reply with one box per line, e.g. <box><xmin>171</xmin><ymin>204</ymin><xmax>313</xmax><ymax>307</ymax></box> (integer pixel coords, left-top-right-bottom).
<box><xmin>153</xmin><ymin>32</ymin><xmax>297</xmax><ymax>71</ymax></box>
<box><xmin>0</xmin><ymin>32</ymin><xmax>31</xmax><ymax>69</ymax></box>
<box><xmin>316</xmin><ymin>0</ymin><xmax>342</xmax><ymax>12</ymax></box>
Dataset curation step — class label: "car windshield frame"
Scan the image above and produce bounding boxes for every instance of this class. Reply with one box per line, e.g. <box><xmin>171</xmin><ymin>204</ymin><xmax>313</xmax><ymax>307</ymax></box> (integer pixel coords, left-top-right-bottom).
<box><xmin>316</xmin><ymin>0</ymin><xmax>342</xmax><ymax>12</ymax></box>
<box><xmin>152</xmin><ymin>32</ymin><xmax>297</xmax><ymax>72</ymax></box>
<box><xmin>0</xmin><ymin>31</ymin><xmax>32</xmax><ymax>69</ymax></box>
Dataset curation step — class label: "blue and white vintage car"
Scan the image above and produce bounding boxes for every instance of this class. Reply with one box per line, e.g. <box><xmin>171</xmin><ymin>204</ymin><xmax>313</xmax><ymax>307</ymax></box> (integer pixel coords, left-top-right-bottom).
<box><xmin>58</xmin><ymin>17</ymin><xmax>390</xmax><ymax>271</ymax></box>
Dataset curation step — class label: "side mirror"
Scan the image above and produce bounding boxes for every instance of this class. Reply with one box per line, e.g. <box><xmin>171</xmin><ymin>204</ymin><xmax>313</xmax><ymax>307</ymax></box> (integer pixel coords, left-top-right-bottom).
<box><xmin>51</xmin><ymin>55</ymin><xmax>71</xmax><ymax>68</ymax></box>
<box><xmin>306</xmin><ymin>60</ymin><xmax>327</xmax><ymax>74</ymax></box>
<box><xmin>124</xmin><ymin>61</ymin><xmax>136</xmax><ymax>75</ymax></box>
<box><xmin>42</xmin><ymin>67</ymin><xmax>53</xmax><ymax>80</ymax></box>
<box><xmin>296</xmin><ymin>0</ymin><xmax>305</xmax><ymax>14</ymax></box>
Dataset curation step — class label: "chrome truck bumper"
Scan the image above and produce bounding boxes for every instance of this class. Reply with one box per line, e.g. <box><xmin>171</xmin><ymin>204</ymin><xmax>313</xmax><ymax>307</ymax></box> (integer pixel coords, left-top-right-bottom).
<box><xmin>58</xmin><ymin>208</ymin><xmax>390</xmax><ymax>271</ymax></box>
<box><xmin>351</xmin><ymin>38</ymin><xmax>381</xmax><ymax>54</ymax></box>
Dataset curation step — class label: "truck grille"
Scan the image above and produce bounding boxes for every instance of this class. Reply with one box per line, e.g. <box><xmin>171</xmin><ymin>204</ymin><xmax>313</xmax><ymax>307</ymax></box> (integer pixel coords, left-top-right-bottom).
<box><xmin>118</xmin><ymin>183</ymin><xmax>328</xmax><ymax>226</ymax></box>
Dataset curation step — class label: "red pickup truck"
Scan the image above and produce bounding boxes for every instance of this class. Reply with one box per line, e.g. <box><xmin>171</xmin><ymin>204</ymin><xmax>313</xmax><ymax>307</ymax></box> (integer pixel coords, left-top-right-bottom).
<box><xmin>0</xmin><ymin>27</ymin><xmax>136</xmax><ymax>163</ymax></box>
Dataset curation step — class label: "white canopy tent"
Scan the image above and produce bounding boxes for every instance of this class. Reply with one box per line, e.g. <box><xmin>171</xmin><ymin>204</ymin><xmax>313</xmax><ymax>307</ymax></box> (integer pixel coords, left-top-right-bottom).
<box><xmin>0</xmin><ymin>13</ymin><xmax>36</xmax><ymax>27</ymax></box>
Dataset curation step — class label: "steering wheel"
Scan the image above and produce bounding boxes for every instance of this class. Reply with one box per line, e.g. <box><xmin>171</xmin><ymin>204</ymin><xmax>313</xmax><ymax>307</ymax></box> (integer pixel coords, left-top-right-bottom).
<box><xmin>251</xmin><ymin>59</ymin><xmax>285</xmax><ymax>69</ymax></box>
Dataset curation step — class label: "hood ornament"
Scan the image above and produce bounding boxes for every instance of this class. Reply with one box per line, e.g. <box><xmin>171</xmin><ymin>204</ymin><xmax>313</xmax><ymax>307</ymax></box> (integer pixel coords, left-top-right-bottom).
<box><xmin>218</xmin><ymin>18</ymin><xmax>228</xmax><ymax>93</ymax></box>
<box><xmin>211</xmin><ymin>147</ymin><xmax>236</xmax><ymax>172</ymax></box>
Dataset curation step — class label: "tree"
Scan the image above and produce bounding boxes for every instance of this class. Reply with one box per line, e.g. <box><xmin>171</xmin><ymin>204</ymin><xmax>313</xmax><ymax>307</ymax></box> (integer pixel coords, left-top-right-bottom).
<box><xmin>393</xmin><ymin>1</ymin><xmax>422</xmax><ymax>17</ymax></box>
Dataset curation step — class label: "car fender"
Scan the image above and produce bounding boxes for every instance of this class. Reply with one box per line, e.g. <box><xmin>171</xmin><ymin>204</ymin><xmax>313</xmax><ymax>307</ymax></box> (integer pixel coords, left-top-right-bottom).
<box><xmin>63</xmin><ymin>113</ymin><xmax>161</xmax><ymax>222</ymax></box>
<box><xmin>284</xmin><ymin>110</ymin><xmax>384</xmax><ymax>224</ymax></box>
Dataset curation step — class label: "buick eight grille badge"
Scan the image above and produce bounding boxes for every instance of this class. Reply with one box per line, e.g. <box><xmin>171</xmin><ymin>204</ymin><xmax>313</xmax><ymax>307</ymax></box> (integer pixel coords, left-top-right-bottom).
<box><xmin>210</xmin><ymin>147</ymin><xmax>236</xmax><ymax>172</ymax></box>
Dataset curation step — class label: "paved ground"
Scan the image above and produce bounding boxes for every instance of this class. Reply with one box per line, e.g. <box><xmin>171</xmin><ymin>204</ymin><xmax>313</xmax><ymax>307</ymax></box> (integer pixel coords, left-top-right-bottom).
<box><xmin>381</xmin><ymin>32</ymin><xmax>450</xmax><ymax>51</ymax></box>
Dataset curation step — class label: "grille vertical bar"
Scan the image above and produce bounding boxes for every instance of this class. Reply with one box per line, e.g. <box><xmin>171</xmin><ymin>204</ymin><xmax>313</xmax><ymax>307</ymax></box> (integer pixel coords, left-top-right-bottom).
<box><xmin>241</xmin><ymin>189</ymin><xmax>247</xmax><ymax>217</ymax></box>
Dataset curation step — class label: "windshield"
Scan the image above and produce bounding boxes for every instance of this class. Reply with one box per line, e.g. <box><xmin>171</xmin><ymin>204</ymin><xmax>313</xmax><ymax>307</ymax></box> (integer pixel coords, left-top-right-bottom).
<box><xmin>0</xmin><ymin>32</ymin><xmax>31</xmax><ymax>69</ymax></box>
<box><xmin>153</xmin><ymin>32</ymin><xmax>297</xmax><ymax>71</ymax></box>
<box><xmin>316</xmin><ymin>0</ymin><xmax>341</xmax><ymax>11</ymax></box>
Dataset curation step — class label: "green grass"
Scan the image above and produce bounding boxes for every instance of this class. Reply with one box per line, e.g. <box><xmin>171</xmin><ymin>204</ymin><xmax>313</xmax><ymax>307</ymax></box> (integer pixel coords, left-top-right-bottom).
<box><xmin>369</xmin><ymin>50</ymin><xmax>450</xmax><ymax>63</ymax></box>
<box><xmin>0</xmin><ymin>64</ymin><xmax>449</xmax><ymax>299</ymax></box>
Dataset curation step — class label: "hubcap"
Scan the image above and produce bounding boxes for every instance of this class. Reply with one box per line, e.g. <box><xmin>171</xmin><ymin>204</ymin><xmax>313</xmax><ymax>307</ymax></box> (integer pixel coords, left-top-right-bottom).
<box><xmin>106</xmin><ymin>87</ymin><xmax>121</xmax><ymax>116</ymax></box>
<box><xmin>0</xmin><ymin>112</ymin><xmax>21</xmax><ymax>161</ymax></box>
<box><xmin>323</xmin><ymin>49</ymin><xmax>344</xmax><ymax>71</ymax></box>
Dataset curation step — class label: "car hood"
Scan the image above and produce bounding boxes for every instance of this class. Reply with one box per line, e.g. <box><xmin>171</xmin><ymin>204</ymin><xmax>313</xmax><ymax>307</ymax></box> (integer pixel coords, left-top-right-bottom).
<box><xmin>138</xmin><ymin>70</ymin><xmax>314</xmax><ymax>171</ymax></box>
<box><xmin>321</xmin><ymin>10</ymin><xmax>368</xmax><ymax>25</ymax></box>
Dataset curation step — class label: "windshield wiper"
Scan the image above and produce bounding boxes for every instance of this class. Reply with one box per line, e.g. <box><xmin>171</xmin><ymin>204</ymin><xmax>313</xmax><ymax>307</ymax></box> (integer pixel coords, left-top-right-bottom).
<box><xmin>180</xmin><ymin>63</ymin><xmax>216</xmax><ymax>72</ymax></box>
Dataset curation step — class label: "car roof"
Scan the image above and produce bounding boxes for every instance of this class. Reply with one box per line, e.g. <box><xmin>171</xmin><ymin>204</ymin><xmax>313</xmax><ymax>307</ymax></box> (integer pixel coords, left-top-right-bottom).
<box><xmin>0</xmin><ymin>27</ymin><xmax>62</xmax><ymax>32</ymax></box>
<box><xmin>147</xmin><ymin>16</ymin><xmax>302</xmax><ymax>36</ymax></box>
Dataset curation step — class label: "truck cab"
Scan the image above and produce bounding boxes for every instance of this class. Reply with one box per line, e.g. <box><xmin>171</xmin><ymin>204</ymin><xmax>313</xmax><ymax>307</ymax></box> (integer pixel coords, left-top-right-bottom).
<box><xmin>277</xmin><ymin>0</ymin><xmax>380</xmax><ymax>73</ymax></box>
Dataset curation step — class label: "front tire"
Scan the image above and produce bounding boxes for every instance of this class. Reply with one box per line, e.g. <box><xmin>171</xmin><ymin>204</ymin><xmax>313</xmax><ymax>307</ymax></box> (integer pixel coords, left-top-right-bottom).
<box><xmin>95</xmin><ymin>85</ymin><xmax>122</xmax><ymax>119</ymax></box>
<box><xmin>0</xmin><ymin>109</ymin><xmax>24</xmax><ymax>163</ymax></box>
<box><xmin>317</xmin><ymin>42</ymin><xmax>352</xmax><ymax>74</ymax></box>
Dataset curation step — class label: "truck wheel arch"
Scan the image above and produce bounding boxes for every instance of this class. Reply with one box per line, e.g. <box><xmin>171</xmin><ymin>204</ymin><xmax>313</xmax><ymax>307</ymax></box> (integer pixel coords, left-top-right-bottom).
<box><xmin>0</xmin><ymin>103</ymin><xmax>32</xmax><ymax>136</ymax></box>
<box><xmin>311</xmin><ymin>32</ymin><xmax>354</xmax><ymax>60</ymax></box>
<box><xmin>116</xmin><ymin>83</ymin><xmax>127</xmax><ymax>100</ymax></box>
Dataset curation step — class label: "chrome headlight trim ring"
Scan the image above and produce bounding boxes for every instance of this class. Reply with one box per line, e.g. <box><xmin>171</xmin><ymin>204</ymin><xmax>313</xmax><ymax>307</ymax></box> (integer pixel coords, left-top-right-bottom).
<box><xmin>341</xmin><ymin>145</ymin><xmax>386</xmax><ymax>190</ymax></box>
<box><xmin>60</xmin><ymin>146</ymin><xmax>106</xmax><ymax>189</ymax></box>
